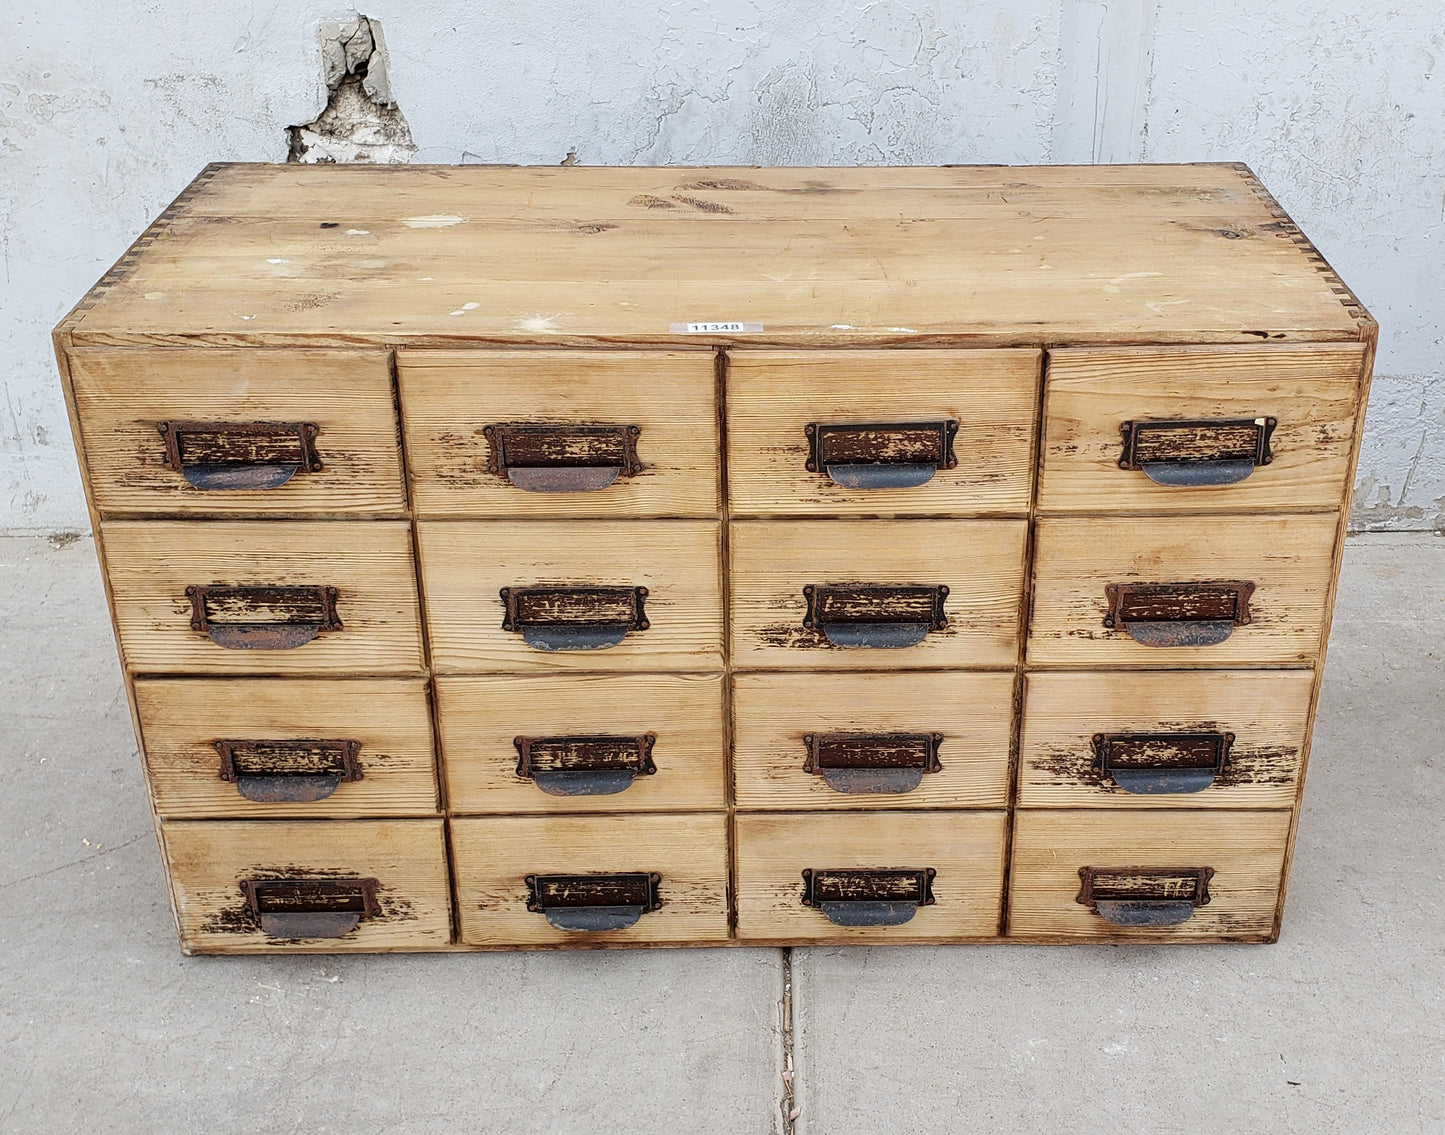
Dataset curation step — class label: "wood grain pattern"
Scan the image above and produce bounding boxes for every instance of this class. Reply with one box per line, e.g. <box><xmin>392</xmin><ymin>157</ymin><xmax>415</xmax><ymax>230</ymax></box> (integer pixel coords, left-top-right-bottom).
<box><xmin>438</xmin><ymin>673</ymin><xmax>725</xmax><ymax>813</ymax></box>
<box><xmin>398</xmin><ymin>350</ymin><xmax>721</xmax><ymax>518</ymax></box>
<box><xmin>1019</xmin><ymin>670</ymin><xmax>1315</xmax><ymax>809</ymax></box>
<box><xmin>102</xmin><ymin>520</ymin><xmax>424</xmax><ymax>675</ymax></box>
<box><xmin>734</xmin><ymin>811</ymin><xmax>1006</xmax><ymax>942</ymax></box>
<box><xmin>732</xmin><ymin>671</ymin><xmax>1012</xmax><ymax>809</ymax></box>
<box><xmin>730</xmin><ymin>519</ymin><xmax>1026</xmax><ymax>669</ymax></box>
<box><xmin>68</xmin><ymin>348</ymin><xmax>405</xmax><ymax>516</ymax></box>
<box><xmin>1027</xmin><ymin>514</ymin><xmax>1338</xmax><ymax>666</ymax></box>
<box><xmin>1008</xmin><ymin>809</ymin><xmax>1292</xmax><ymax>941</ymax></box>
<box><xmin>417</xmin><ymin>519</ymin><xmax>723</xmax><ymax>673</ymax></box>
<box><xmin>161</xmin><ymin>818</ymin><xmax>451</xmax><ymax>953</ymax></box>
<box><xmin>726</xmin><ymin>349</ymin><xmax>1038</xmax><ymax>516</ymax></box>
<box><xmin>134</xmin><ymin>677</ymin><xmax>438</xmax><ymax>818</ymax></box>
<box><xmin>1039</xmin><ymin>345</ymin><xmax>1365</xmax><ymax>512</ymax></box>
<box><xmin>451</xmin><ymin>814</ymin><xmax>729</xmax><ymax>945</ymax></box>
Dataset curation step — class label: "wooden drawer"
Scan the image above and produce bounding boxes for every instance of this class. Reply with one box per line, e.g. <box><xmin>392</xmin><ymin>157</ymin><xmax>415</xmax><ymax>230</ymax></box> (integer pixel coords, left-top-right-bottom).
<box><xmin>161</xmin><ymin>818</ymin><xmax>451</xmax><ymax>953</ymax></box>
<box><xmin>69</xmin><ymin>349</ymin><xmax>405</xmax><ymax>515</ymax></box>
<box><xmin>439</xmin><ymin>673</ymin><xmax>725</xmax><ymax>814</ymax></box>
<box><xmin>1008</xmin><ymin>809</ymin><xmax>1291</xmax><ymax>941</ymax></box>
<box><xmin>735</xmin><ymin>811</ymin><xmax>1006</xmax><ymax>942</ymax></box>
<box><xmin>730</xmin><ymin>519</ymin><xmax>1026</xmax><ymax>670</ymax></box>
<box><xmin>397</xmin><ymin>350</ymin><xmax>720</xmax><ymax>518</ymax></box>
<box><xmin>1020</xmin><ymin>670</ymin><xmax>1313</xmax><ymax>809</ymax></box>
<box><xmin>726</xmin><ymin>349</ymin><xmax>1038</xmax><ymax>516</ymax></box>
<box><xmin>135</xmin><ymin>677</ymin><xmax>438</xmax><ymax>819</ymax></box>
<box><xmin>1027</xmin><ymin>514</ymin><xmax>1338</xmax><ymax>666</ymax></box>
<box><xmin>102</xmin><ymin>520</ymin><xmax>425</xmax><ymax>675</ymax></box>
<box><xmin>451</xmin><ymin>814</ymin><xmax>729</xmax><ymax>946</ymax></box>
<box><xmin>1039</xmin><ymin>345</ymin><xmax>1365</xmax><ymax>513</ymax></box>
<box><xmin>732</xmin><ymin>671</ymin><xmax>1012</xmax><ymax>809</ymax></box>
<box><xmin>417</xmin><ymin>519</ymin><xmax>723</xmax><ymax>674</ymax></box>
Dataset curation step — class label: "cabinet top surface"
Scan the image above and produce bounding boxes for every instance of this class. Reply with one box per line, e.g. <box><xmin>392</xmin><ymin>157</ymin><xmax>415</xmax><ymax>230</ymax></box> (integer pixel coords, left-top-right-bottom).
<box><xmin>61</xmin><ymin>163</ymin><xmax>1370</xmax><ymax>348</ymax></box>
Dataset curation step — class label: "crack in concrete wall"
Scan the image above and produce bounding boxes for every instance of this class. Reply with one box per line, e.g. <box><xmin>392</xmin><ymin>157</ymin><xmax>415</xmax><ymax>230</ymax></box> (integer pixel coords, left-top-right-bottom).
<box><xmin>286</xmin><ymin>16</ymin><xmax>415</xmax><ymax>164</ymax></box>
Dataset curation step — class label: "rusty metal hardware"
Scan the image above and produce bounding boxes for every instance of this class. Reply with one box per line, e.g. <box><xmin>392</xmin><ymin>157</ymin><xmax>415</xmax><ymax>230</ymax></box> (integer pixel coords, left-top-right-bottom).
<box><xmin>803</xmin><ymin>583</ymin><xmax>948</xmax><ymax>648</ymax></box>
<box><xmin>800</xmin><ymin>867</ymin><xmax>936</xmax><ymax>927</ymax></box>
<box><xmin>158</xmin><ymin>420</ymin><xmax>321</xmax><ymax>490</ymax></box>
<box><xmin>525</xmin><ymin>872</ymin><xmax>663</xmax><ymax>932</ymax></box>
<box><xmin>1103</xmin><ymin>580</ymin><xmax>1254</xmax><ymax>647</ymax></box>
<box><xmin>514</xmin><ymin>733</ymin><xmax>657</xmax><ymax>796</ymax></box>
<box><xmin>803</xmin><ymin>732</ymin><xmax>943</xmax><ymax>795</ymax></box>
<box><xmin>805</xmin><ymin>420</ymin><xmax>959</xmax><ymax>489</ymax></box>
<box><xmin>1076</xmin><ymin>866</ymin><xmax>1214</xmax><ymax>927</ymax></box>
<box><xmin>240</xmin><ymin>876</ymin><xmax>380</xmax><ymax>939</ymax></box>
<box><xmin>483</xmin><ymin>423</ymin><xmax>642</xmax><ymax>492</ymax></box>
<box><xmin>1118</xmin><ymin>417</ymin><xmax>1276</xmax><ymax>486</ymax></box>
<box><xmin>500</xmin><ymin>585</ymin><xmax>649</xmax><ymax>651</ymax></box>
<box><xmin>215</xmin><ymin>738</ymin><xmax>363</xmax><ymax>802</ymax></box>
<box><xmin>186</xmin><ymin>584</ymin><xmax>342</xmax><ymax>650</ymax></box>
<box><xmin>1092</xmin><ymin>732</ymin><xmax>1233</xmax><ymax>795</ymax></box>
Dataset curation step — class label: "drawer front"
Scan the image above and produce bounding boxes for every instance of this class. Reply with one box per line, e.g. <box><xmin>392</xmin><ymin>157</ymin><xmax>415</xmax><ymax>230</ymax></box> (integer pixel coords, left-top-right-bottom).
<box><xmin>1008</xmin><ymin>809</ymin><xmax>1291</xmax><ymax>941</ymax></box>
<box><xmin>418</xmin><ymin>520</ymin><xmax>723</xmax><ymax>674</ymax></box>
<box><xmin>161</xmin><ymin>819</ymin><xmax>451</xmax><ymax>953</ymax></box>
<box><xmin>1027</xmin><ymin>514</ymin><xmax>1338</xmax><ymax>666</ymax></box>
<box><xmin>69</xmin><ymin>349</ymin><xmax>405</xmax><ymax>515</ymax></box>
<box><xmin>1020</xmin><ymin>670</ymin><xmax>1313</xmax><ymax>808</ymax></box>
<box><xmin>439</xmin><ymin>673</ymin><xmax>725</xmax><ymax>814</ymax></box>
<box><xmin>735</xmin><ymin>811</ymin><xmax>1006</xmax><ymax>942</ymax></box>
<box><xmin>135</xmin><ymin>677</ymin><xmax>438</xmax><ymax>818</ymax></box>
<box><xmin>732</xmin><ymin>671</ymin><xmax>1012</xmax><ymax>809</ymax></box>
<box><xmin>102</xmin><ymin>521</ymin><xmax>425</xmax><ymax>675</ymax></box>
<box><xmin>727</xmin><ymin>349</ymin><xmax>1039</xmax><ymax>516</ymax></box>
<box><xmin>1039</xmin><ymin>345</ymin><xmax>1364</xmax><ymax>512</ymax></box>
<box><xmin>451</xmin><ymin>814</ymin><xmax>729</xmax><ymax>945</ymax></box>
<box><xmin>730</xmin><ymin>519</ymin><xmax>1026</xmax><ymax>670</ymax></box>
<box><xmin>398</xmin><ymin>350</ymin><xmax>720</xmax><ymax>518</ymax></box>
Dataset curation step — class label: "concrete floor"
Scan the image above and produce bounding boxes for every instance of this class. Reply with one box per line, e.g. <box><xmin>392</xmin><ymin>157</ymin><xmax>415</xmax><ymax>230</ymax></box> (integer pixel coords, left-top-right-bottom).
<box><xmin>1</xmin><ymin>533</ymin><xmax>1440</xmax><ymax>1133</ymax></box>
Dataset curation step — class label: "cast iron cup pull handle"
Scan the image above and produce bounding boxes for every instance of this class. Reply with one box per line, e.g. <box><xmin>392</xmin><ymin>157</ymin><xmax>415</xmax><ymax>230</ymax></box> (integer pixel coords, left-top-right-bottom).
<box><xmin>484</xmin><ymin>423</ymin><xmax>642</xmax><ymax>493</ymax></box>
<box><xmin>803</xmin><ymin>584</ymin><xmax>949</xmax><ymax>648</ymax></box>
<box><xmin>1093</xmin><ymin>732</ymin><xmax>1233</xmax><ymax>795</ymax></box>
<box><xmin>1103</xmin><ymin>581</ymin><xmax>1254</xmax><ymax>647</ymax></box>
<box><xmin>514</xmin><ymin>733</ymin><xmax>657</xmax><ymax>796</ymax></box>
<box><xmin>157</xmin><ymin>420</ymin><xmax>321</xmax><ymax>490</ymax></box>
<box><xmin>500</xmin><ymin>586</ymin><xmax>649</xmax><ymax>651</ymax></box>
<box><xmin>805</xmin><ymin>420</ymin><xmax>959</xmax><ymax>489</ymax></box>
<box><xmin>215</xmin><ymin>738</ymin><xmax>363</xmax><ymax>802</ymax></box>
<box><xmin>801</xmin><ymin>868</ymin><xmax>936</xmax><ymax>927</ymax></box>
<box><xmin>241</xmin><ymin>877</ymin><xmax>380</xmax><ymax>939</ymax></box>
<box><xmin>1118</xmin><ymin>417</ymin><xmax>1277</xmax><ymax>487</ymax></box>
<box><xmin>803</xmin><ymin>732</ymin><xmax>944</xmax><ymax>794</ymax></box>
<box><xmin>1076</xmin><ymin>867</ymin><xmax>1214</xmax><ymax>927</ymax></box>
<box><xmin>525</xmin><ymin>872</ymin><xmax>663</xmax><ymax>931</ymax></box>
<box><xmin>187</xmin><ymin>585</ymin><xmax>342</xmax><ymax>650</ymax></box>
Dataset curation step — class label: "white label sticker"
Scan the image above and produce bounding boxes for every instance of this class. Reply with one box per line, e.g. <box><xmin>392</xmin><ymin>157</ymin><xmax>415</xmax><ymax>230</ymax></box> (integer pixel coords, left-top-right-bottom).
<box><xmin>670</xmin><ymin>321</ymin><xmax>764</xmax><ymax>333</ymax></box>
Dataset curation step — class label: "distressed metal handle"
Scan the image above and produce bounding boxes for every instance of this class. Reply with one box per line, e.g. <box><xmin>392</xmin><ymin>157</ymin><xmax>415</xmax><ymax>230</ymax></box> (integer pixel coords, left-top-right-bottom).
<box><xmin>514</xmin><ymin>733</ymin><xmax>657</xmax><ymax>796</ymax></box>
<box><xmin>803</xmin><ymin>584</ymin><xmax>948</xmax><ymax>648</ymax></box>
<box><xmin>1103</xmin><ymin>581</ymin><xmax>1254</xmax><ymax>647</ymax></box>
<box><xmin>241</xmin><ymin>877</ymin><xmax>379</xmax><ymax>939</ymax></box>
<box><xmin>500</xmin><ymin>586</ymin><xmax>649</xmax><ymax>651</ymax></box>
<box><xmin>801</xmin><ymin>868</ymin><xmax>936</xmax><ymax>927</ymax></box>
<box><xmin>158</xmin><ymin>420</ymin><xmax>321</xmax><ymax>490</ymax></box>
<box><xmin>803</xmin><ymin>732</ymin><xmax>943</xmax><ymax>794</ymax></box>
<box><xmin>525</xmin><ymin>872</ymin><xmax>663</xmax><ymax>931</ymax></box>
<box><xmin>805</xmin><ymin>420</ymin><xmax>959</xmax><ymax>489</ymax></box>
<box><xmin>187</xmin><ymin>585</ymin><xmax>342</xmax><ymax>650</ymax></box>
<box><xmin>484</xmin><ymin>423</ymin><xmax>642</xmax><ymax>493</ymax></box>
<box><xmin>215</xmin><ymin>738</ymin><xmax>363</xmax><ymax>802</ymax></box>
<box><xmin>1093</xmin><ymin>732</ymin><xmax>1233</xmax><ymax>795</ymax></box>
<box><xmin>1077</xmin><ymin>867</ymin><xmax>1214</xmax><ymax>927</ymax></box>
<box><xmin>1119</xmin><ymin>417</ymin><xmax>1277</xmax><ymax>486</ymax></box>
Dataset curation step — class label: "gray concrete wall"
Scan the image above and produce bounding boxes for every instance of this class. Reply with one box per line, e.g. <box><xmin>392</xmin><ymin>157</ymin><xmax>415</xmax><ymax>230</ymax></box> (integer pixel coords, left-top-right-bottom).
<box><xmin>5</xmin><ymin>2</ymin><xmax>1441</xmax><ymax>533</ymax></box>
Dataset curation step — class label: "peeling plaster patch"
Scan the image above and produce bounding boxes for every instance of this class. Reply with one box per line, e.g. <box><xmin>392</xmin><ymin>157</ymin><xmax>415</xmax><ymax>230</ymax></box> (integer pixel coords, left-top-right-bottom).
<box><xmin>287</xmin><ymin>16</ymin><xmax>416</xmax><ymax>164</ymax></box>
<box><xmin>346</xmin><ymin>229</ymin><xmax>370</xmax><ymax>235</ymax></box>
<box><xmin>402</xmin><ymin>214</ymin><xmax>466</xmax><ymax>228</ymax></box>
<box><xmin>515</xmin><ymin>314</ymin><xmax>562</xmax><ymax>333</ymax></box>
